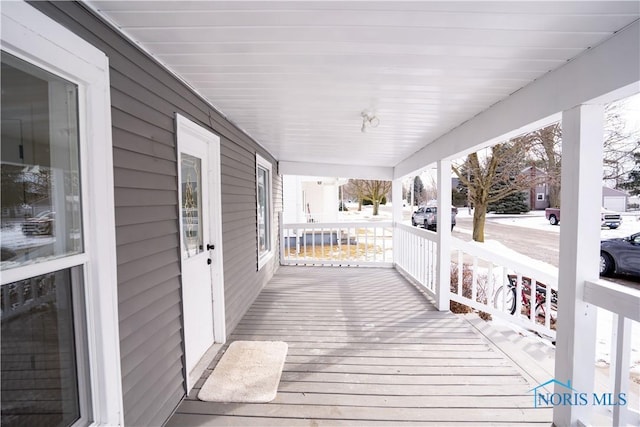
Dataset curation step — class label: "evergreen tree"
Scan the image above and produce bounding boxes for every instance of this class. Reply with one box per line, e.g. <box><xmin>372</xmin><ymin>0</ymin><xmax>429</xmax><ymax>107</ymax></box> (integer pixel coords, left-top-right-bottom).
<box><xmin>488</xmin><ymin>191</ymin><xmax>529</xmax><ymax>213</ymax></box>
<box><xmin>620</xmin><ymin>152</ymin><xmax>640</xmax><ymax>196</ymax></box>
<box><xmin>413</xmin><ymin>176</ymin><xmax>425</xmax><ymax>206</ymax></box>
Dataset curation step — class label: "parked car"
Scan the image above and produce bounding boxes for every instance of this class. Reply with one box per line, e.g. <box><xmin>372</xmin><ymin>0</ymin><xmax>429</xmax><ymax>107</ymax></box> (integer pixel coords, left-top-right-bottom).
<box><xmin>600</xmin><ymin>232</ymin><xmax>640</xmax><ymax>278</ymax></box>
<box><xmin>545</xmin><ymin>207</ymin><xmax>622</xmax><ymax>229</ymax></box>
<box><xmin>544</xmin><ymin>207</ymin><xmax>560</xmax><ymax>225</ymax></box>
<box><xmin>411</xmin><ymin>206</ymin><xmax>457</xmax><ymax>231</ymax></box>
<box><xmin>21</xmin><ymin>210</ymin><xmax>54</xmax><ymax>236</ymax></box>
<box><xmin>600</xmin><ymin>208</ymin><xmax>622</xmax><ymax>229</ymax></box>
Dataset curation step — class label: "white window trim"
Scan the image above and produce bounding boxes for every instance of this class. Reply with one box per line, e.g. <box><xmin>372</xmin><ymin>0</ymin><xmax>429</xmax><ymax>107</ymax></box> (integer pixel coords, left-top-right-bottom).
<box><xmin>256</xmin><ymin>154</ymin><xmax>274</xmax><ymax>270</ymax></box>
<box><xmin>537</xmin><ymin>193</ymin><xmax>545</xmax><ymax>201</ymax></box>
<box><xmin>1</xmin><ymin>2</ymin><xmax>123</xmax><ymax>426</ymax></box>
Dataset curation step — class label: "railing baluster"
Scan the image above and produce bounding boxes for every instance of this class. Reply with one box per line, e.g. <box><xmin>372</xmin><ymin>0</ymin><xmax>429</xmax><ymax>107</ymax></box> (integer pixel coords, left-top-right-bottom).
<box><xmin>471</xmin><ymin>256</ymin><xmax>478</xmax><ymax>303</ymax></box>
<box><xmin>612</xmin><ymin>314</ymin><xmax>632</xmax><ymax>427</ymax></box>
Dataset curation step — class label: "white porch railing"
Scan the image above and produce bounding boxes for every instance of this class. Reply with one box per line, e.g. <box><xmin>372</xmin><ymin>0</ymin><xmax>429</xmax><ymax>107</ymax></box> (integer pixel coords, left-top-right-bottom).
<box><xmin>583</xmin><ymin>279</ymin><xmax>640</xmax><ymax>426</ymax></box>
<box><xmin>394</xmin><ymin>223</ymin><xmax>438</xmax><ymax>298</ymax></box>
<box><xmin>450</xmin><ymin>236</ymin><xmax>558</xmax><ymax>339</ymax></box>
<box><xmin>394</xmin><ymin>225</ymin><xmax>558</xmax><ymax>339</ymax></box>
<box><xmin>280</xmin><ymin>221</ymin><xmax>393</xmax><ymax>267</ymax></box>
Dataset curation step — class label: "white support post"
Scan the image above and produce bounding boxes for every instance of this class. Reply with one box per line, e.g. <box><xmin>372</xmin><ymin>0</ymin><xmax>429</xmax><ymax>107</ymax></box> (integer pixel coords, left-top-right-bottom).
<box><xmin>435</xmin><ymin>160</ymin><xmax>451</xmax><ymax>311</ymax></box>
<box><xmin>392</xmin><ymin>178</ymin><xmax>404</xmax><ymax>266</ymax></box>
<box><xmin>553</xmin><ymin>104</ymin><xmax>604</xmax><ymax>427</ymax></box>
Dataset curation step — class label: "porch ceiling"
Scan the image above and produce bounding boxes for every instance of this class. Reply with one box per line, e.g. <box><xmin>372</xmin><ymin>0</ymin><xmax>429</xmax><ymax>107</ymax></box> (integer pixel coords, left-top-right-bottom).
<box><xmin>87</xmin><ymin>1</ymin><xmax>639</xmax><ymax>170</ymax></box>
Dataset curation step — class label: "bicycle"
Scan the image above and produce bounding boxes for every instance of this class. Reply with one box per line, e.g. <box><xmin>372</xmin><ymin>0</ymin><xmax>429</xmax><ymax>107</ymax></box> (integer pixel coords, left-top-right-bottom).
<box><xmin>493</xmin><ymin>274</ymin><xmax>558</xmax><ymax>324</ymax></box>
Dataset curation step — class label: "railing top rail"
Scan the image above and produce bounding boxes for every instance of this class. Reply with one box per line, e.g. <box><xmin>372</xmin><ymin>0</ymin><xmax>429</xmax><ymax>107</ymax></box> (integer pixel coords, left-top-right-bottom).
<box><xmin>584</xmin><ymin>279</ymin><xmax>640</xmax><ymax>322</ymax></box>
<box><xmin>396</xmin><ymin>222</ymin><xmax>438</xmax><ymax>241</ymax></box>
<box><xmin>283</xmin><ymin>221</ymin><xmax>393</xmax><ymax>229</ymax></box>
<box><xmin>451</xmin><ymin>236</ymin><xmax>558</xmax><ymax>288</ymax></box>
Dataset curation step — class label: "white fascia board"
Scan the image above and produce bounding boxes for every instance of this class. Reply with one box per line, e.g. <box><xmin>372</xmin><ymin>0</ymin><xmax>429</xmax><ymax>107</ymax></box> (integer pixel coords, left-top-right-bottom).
<box><xmin>280</xmin><ymin>161</ymin><xmax>393</xmax><ymax>180</ymax></box>
<box><xmin>394</xmin><ymin>19</ymin><xmax>640</xmax><ymax>179</ymax></box>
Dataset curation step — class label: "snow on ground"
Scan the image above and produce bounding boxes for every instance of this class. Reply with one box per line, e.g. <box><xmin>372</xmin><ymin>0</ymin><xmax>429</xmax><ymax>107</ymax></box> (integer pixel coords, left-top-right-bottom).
<box><xmin>486</xmin><ymin>209</ymin><xmax>640</xmax><ymax>238</ymax></box>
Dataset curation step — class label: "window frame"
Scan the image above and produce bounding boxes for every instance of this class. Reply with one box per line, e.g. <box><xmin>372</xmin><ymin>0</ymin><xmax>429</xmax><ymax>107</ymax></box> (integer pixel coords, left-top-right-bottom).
<box><xmin>537</xmin><ymin>193</ymin><xmax>545</xmax><ymax>201</ymax></box>
<box><xmin>1</xmin><ymin>2</ymin><xmax>122</xmax><ymax>426</ymax></box>
<box><xmin>256</xmin><ymin>154</ymin><xmax>274</xmax><ymax>270</ymax></box>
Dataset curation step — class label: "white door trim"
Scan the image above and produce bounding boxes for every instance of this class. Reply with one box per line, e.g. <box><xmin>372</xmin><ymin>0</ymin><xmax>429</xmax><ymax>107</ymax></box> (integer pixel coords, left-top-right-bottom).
<box><xmin>175</xmin><ymin>114</ymin><xmax>226</xmax><ymax>390</ymax></box>
<box><xmin>1</xmin><ymin>2</ymin><xmax>122</xmax><ymax>425</ymax></box>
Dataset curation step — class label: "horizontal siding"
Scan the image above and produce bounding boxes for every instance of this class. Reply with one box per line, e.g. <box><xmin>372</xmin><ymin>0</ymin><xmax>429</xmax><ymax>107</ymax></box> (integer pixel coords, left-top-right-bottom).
<box><xmin>30</xmin><ymin>2</ymin><xmax>281</xmax><ymax>426</ymax></box>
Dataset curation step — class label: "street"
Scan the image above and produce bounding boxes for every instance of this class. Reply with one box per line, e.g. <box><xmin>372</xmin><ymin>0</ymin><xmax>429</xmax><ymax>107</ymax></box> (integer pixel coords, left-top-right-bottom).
<box><xmin>452</xmin><ymin>214</ymin><xmax>640</xmax><ymax>290</ymax></box>
<box><xmin>453</xmin><ymin>216</ymin><xmax>560</xmax><ymax>267</ymax></box>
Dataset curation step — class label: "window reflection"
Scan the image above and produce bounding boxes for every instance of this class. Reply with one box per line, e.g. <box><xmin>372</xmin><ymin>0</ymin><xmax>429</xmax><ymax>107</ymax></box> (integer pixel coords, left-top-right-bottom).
<box><xmin>1</xmin><ymin>52</ymin><xmax>83</xmax><ymax>270</ymax></box>
<box><xmin>1</xmin><ymin>268</ymin><xmax>83</xmax><ymax>427</ymax></box>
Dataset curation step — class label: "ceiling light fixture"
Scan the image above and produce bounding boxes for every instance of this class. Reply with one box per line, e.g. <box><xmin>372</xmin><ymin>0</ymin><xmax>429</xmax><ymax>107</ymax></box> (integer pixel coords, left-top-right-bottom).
<box><xmin>361</xmin><ymin>111</ymin><xmax>380</xmax><ymax>133</ymax></box>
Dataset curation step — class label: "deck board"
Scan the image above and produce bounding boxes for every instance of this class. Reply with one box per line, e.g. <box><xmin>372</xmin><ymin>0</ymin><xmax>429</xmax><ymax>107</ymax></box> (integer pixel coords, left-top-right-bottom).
<box><xmin>167</xmin><ymin>267</ymin><xmax>552</xmax><ymax>426</ymax></box>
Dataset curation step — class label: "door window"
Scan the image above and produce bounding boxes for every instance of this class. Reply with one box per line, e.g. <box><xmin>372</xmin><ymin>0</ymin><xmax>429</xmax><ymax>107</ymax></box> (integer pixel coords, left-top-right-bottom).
<box><xmin>180</xmin><ymin>154</ymin><xmax>203</xmax><ymax>258</ymax></box>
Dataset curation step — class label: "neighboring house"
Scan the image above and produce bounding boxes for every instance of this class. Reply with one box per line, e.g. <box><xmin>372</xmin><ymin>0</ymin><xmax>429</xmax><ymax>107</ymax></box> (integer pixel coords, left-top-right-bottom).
<box><xmin>521</xmin><ymin>166</ymin><xmax>551</xmax><ymax>210</ymax></box>
<box><xmin>283</xmin><ymin>176</ymin><xmax>348</xmax><ymax>223</ymax></box>
<box><xmin>602</xmin><ymin>186</ymin><xmax>628</xmax><ymax>212</ymax></box>
<box><xmin>1</xmin><ymin>3</ymin><xmax>280</xmax><ymax>426</ymax></box>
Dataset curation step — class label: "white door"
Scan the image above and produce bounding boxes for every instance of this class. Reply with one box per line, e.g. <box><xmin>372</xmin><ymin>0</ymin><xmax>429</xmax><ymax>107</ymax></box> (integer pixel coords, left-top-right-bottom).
<box><xmin>176</xmin><ymin>115</ymin><xmax>224</xmax><ymax>386</ymax></box>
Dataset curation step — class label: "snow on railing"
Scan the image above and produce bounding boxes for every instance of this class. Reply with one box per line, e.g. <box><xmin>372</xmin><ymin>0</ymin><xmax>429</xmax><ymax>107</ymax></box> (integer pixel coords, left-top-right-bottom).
<box><xmin>583</xmin><ymin>279</ymin><xmax>640</xmax><ymax>426</ymax></box>
<box><xmin>280</xmin><ymin>221</ymin><xmax>393</xmax><ymax>267</ymax></box>
<box><xmin>450</xmin><ymin>236</ymin><xmax>558</xmax><ymax>339</ymax></box>
<box><xmin>394</xmin><ymin>223</ymin><xmax>438</xmax><ymax>298</ymax></box>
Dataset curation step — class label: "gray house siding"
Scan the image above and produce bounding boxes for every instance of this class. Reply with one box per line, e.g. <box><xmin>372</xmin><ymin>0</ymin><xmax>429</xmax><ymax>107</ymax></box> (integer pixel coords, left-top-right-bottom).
<box><xmin>29</xmin><ymin>2</ymin><xmax>280</xmax><ymax>426</ymax></box>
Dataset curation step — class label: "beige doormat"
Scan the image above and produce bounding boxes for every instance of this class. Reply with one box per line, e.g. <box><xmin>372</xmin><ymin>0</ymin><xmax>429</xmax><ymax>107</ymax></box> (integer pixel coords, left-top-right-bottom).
<box><xmin>198</xmin><ymin>340</ymin><xmax>288</xmax><ymax>403</ymax></box>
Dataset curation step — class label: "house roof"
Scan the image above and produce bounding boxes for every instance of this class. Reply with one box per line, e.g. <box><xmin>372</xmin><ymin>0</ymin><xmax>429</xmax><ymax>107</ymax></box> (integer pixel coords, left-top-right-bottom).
<box><xmin>602</xmin><ymin>186</ymin><xmax>629</xmax><ymax>197</ymax></box>
<box><xmin>86</xmin><ymin>1</ymin><xmax>640</xmax><ymax>177</ymax></box>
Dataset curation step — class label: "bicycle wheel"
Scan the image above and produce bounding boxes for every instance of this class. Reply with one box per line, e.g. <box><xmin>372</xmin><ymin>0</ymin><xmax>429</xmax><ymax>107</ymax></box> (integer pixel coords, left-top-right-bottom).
<box><xmin>535</xmin><ymin>302</ymin><xmax>557</xmax><ymax>326</ymax></box>
<box><xmin>494</xmin><ymin>285</ymin><xmax>516</xmax><ymax>315</ymax></box>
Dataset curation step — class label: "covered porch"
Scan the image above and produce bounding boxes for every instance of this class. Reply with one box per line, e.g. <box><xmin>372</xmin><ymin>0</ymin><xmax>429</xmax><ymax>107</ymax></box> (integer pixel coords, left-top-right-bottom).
<box><xmin>78</xmin><ymin>3</ymin><xmax>639</xmax><ymax>426</ymax></box>
<box><xmin>168</xmin><ymin>266</ymin><xmax>553</xmax><ymax>426</ymax></box>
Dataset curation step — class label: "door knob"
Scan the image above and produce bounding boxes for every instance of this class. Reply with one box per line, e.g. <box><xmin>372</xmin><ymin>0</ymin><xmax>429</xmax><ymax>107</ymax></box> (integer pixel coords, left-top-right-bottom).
<box><xmin>207</xmin><ymin>244</ymin><xmax>215</xmax><ymax>250</ymax></box>
<box><xmin>207</xmin><ymin>258</ymin><xmax>212</xmax><ymax>265</ymax></box>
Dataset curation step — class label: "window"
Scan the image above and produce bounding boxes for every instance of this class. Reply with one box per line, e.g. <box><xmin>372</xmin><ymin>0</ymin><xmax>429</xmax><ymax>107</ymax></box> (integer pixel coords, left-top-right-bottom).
<box><xmin>537</xmin><ymin>193</ymin><xmax>545</xmax><ymax>201</ymax></box>
<box><xmin>1</xmin><ymin>2</ymin><xmax>121</xmax><ymax>425</ymax></box>
<box><xmin>256</xmin><ymin>154</ymin><xmax>273</xmax><ymax>269</ymax></box>
<box><xmin>180</xmin><ymin>154</ymin><xmax>203</xmax><ymax>258</ymax></box>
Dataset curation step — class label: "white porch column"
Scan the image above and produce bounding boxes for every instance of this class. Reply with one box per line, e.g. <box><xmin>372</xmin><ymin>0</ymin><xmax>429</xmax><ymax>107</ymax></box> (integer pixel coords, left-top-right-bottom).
<box><xmin>392</xmin><ymin>178</ymin><xmax>404</xmax><ymax>266</ymax></box>
<box><xmin>554</xmin><ymin>104</ymin><xmax>604</xmax><ymax>426</ymax></box>
<box><xmin>435</xmin><ymin>160</ymin><xmax>451</xmax><ymax>311</ymax></box>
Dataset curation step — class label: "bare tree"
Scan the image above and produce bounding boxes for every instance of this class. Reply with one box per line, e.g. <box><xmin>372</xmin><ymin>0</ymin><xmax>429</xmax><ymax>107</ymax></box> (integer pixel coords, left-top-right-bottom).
<box><xmin>526</xmin><ymin>102</ymin><xmax>639</xmax><ymax>206</ymax></box>
<box><xmin>452</xmin><ymin>142</ymin><xmax>537</xmax><ymax>242</ymax></box>
<box><xmin>344</xmin><ymin>179</ymin><xmax>365</xmax><ymax>211</ymax></box>
<box><xmin>524</xmin><ymin>123</ymin><xmax>562</xmax><ymax>207</ymax></box>
<box><xmin>602</xmin><ymin>101</ymin><xmax>640</xmax><ymax>187</ymax></box>
<box><xmin>346</xmin><ymin>179</ymin><xmax>391</xmax><ymax>216</ymax></box>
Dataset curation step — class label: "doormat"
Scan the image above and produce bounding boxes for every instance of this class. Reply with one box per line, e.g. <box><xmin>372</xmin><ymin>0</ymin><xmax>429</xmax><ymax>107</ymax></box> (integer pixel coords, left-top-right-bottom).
<box><xmin>198</xmin><ymin>340</ymin><xmax>288</xmax><ymax>403</ymax></box>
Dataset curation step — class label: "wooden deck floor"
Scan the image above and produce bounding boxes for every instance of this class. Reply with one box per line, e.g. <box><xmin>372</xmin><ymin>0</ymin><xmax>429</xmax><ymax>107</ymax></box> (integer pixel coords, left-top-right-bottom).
<box><xmin>167</xmin><ymin>267</ymin><xmax>552</xmax><ymax>426</ymax></box>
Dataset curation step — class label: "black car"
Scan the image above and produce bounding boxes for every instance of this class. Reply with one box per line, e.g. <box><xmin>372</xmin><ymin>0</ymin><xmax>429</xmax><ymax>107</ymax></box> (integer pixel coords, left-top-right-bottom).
<box><xmin>600</xmin><ymin>232</ymin><xmax>640</xmax><ymax>278</ymax></box>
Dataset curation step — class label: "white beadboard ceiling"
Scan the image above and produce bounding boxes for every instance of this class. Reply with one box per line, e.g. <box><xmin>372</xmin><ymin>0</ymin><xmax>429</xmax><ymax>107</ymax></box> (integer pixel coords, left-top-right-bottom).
<box><xmin>87</xmin><ymin>1</ymin><xmax>639</xmax><ymax>170</ymax></box>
